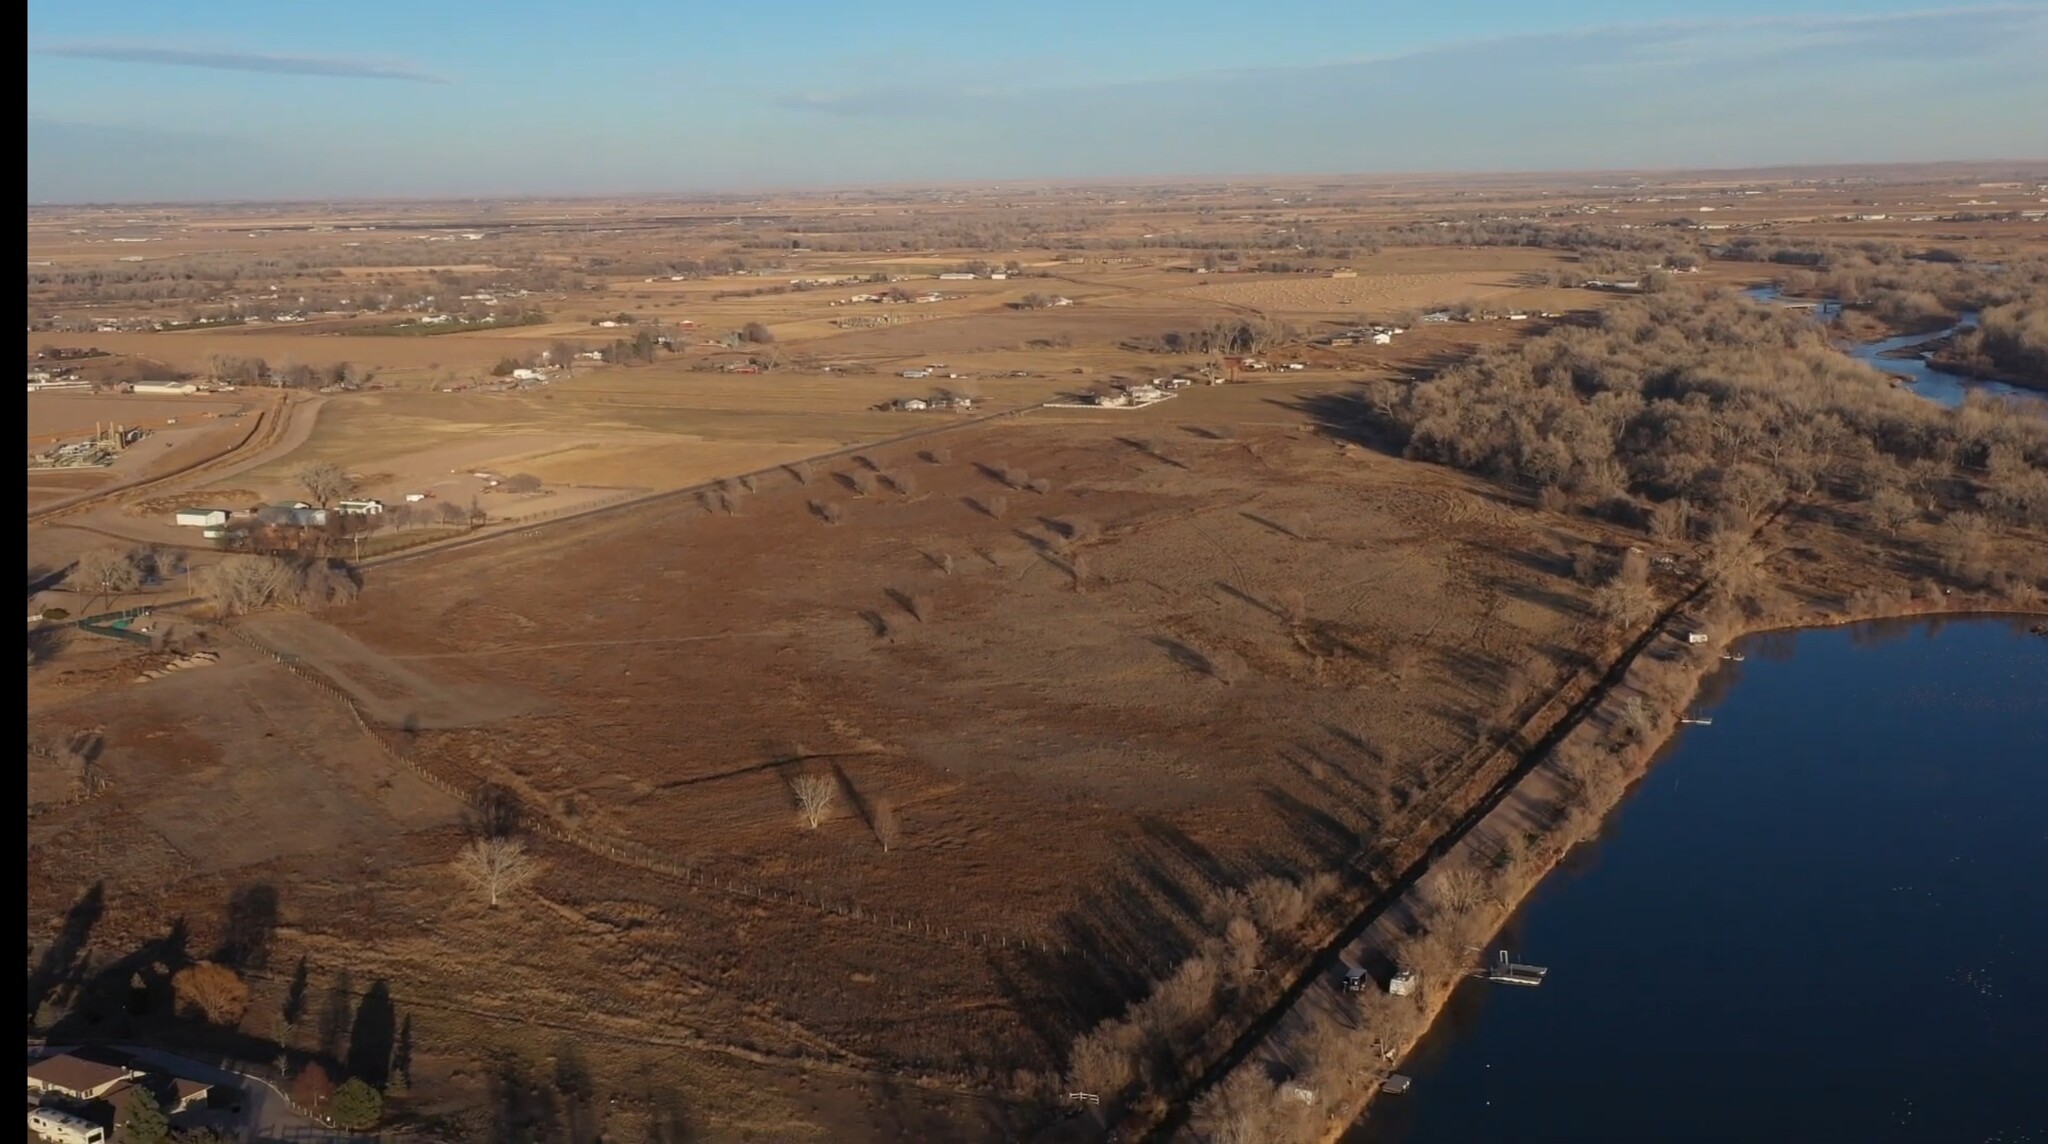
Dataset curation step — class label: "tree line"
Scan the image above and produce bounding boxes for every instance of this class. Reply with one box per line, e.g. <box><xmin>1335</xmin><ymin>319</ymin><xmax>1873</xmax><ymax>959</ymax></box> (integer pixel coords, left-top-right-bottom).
<box><xmin>1353</xmin><ymin>289</ymin><xmax>2048</xmax><ymax>551</ymax></box>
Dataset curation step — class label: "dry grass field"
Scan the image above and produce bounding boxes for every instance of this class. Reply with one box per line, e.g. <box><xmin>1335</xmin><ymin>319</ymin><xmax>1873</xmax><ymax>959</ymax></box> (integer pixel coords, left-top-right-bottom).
<box><xmin>30</xmin><ymin>382</ymin><xmax>1643</xmax><ymax>1138</ymax></box>
<box><xmin>26</xmin><ymin>164</ymin><xmax>2048</xmax><ymax>1142</ymax></box>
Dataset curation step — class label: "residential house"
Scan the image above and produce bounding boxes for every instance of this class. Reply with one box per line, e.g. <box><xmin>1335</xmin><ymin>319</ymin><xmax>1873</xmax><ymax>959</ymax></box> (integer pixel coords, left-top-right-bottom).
<box><xmin>336</xmin><ymin>499</ymin><xmax>385</xmax><ymax>515</ymax></box>
<box><xmin>258</xmin><ymin>504</ymin><xmax>329</xmax><ymax>528</ymax></box>
<box><xmin>27</xmin><ymin>1052</ymin><xmax>143</xmax><ymax>1101</ymax></box>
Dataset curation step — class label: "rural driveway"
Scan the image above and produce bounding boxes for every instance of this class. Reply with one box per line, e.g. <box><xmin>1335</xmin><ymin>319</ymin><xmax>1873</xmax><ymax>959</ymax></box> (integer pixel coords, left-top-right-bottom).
<box><xmin>115</xmin><ymin>1044</ymin><xmax>326</xmax><ymax>1142</ymax></box>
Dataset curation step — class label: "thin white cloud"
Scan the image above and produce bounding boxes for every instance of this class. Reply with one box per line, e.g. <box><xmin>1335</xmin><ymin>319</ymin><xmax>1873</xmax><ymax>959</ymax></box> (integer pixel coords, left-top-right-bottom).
<box><xmin>38</xmin><ymin>44</ymin><xmax>446</xmax><ymax>83</ymax></box>
<box><xmin>773</xmin><ymin>4</ymin><xmax>2047</xmax><ymax>117</ymax></box>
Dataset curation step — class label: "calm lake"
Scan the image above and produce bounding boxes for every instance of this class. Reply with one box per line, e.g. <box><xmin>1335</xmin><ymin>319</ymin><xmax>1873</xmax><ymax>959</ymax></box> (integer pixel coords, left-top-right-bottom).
<box><xmin>1352</xmin><ymin>617</ymin><xmax>2048</xmax><ymax>1144</ymax></box>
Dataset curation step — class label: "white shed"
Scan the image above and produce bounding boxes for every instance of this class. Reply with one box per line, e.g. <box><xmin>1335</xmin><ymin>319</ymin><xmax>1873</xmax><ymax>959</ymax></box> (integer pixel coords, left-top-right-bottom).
<box><xmin>174</xmin><ymin>508</ymin><xmax>231</xmax><ymax>527</ymax></box>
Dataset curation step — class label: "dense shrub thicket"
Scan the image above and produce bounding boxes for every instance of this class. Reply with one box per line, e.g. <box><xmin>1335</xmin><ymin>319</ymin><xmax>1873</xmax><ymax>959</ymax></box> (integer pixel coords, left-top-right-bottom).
<box><xmin>1357</xmin><ymin>292</ymin><xmax>2048</xmax><ymax>533</ymax></box>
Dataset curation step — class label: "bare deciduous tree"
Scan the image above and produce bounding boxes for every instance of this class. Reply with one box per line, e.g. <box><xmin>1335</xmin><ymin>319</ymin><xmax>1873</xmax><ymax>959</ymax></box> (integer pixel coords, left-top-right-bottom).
<box><xmin>297</xmin><ymin>463</ymin><xmax>355</xmax><ymax>508</ymax></box>
<box><xmin>1869</xmin><ymin>487</ymin><xmax>1918</xmax><ymax>535</ymax></box>
<box><xmin>982</xmin><ymin>494</ymin><xmax>1008</xmax><ymax>519</ymax></box>
<box><xmin>75</xmin><ymin>547</ymin><xmax>144</xmax><ymax>601</ymax></box>
<box><xmin>787</xmin><ymin>461</ymin><xmax>813</xmax><ymax>486</ymax></box>
<box><xmin>198</xmin><ymin>556</ymin><xmax>353</xmax><ymax>616</ymax></box>
<box><xmin>848</xmin><ymin>471</ymin><xmax>874</xmax><ymax>497</ymax></box>
<box><xmin>1435</xmin><ymin>867</ymin><xmax>1492</xmax><ymax>914</ymax></box>
<box><xmin>791</xmin><ymin>773</ymin><xmax>837</xmax><ymax>829</ymax></box>
<box><xmin>1026</xmin><ymin>477</ymin><xmax>1053</xmax><ymax>495</ymax></box>
<box><xmin>453</xmin><ymin>836</ymin><xmax>541</xmax><ymax>907</ymax></box>
<box><xmin>870</xmin><ymin>797</ymin><xmax>900</xmax><ymax>852</ymax></box>
<box><xmin>172</xmin><ymin>961</ymin><xmax>250</xmax><ymax>1027</ymax></box>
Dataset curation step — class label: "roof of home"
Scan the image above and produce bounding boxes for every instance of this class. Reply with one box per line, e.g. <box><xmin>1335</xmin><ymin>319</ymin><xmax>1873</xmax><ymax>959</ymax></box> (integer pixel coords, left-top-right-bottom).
<box><xmin>27</xmin><ymin>1052</ymin><xmax>136</xmax><ymax>1093</ymax></box>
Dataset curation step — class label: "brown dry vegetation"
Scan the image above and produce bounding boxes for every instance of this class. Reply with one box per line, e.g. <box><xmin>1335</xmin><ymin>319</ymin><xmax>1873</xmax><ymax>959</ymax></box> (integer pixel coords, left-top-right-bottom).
<box><xmin>25</xmin><ymin>166</ymin><xmax>2048</xmax><ymax>1143</ymax></box>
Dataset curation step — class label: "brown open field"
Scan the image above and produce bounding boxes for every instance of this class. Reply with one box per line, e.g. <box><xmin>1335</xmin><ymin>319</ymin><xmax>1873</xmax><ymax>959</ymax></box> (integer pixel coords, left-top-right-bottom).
<box><xmin>26</xmin><ymin>164</ymin><xmax>2048</xmax><ymax>1143</ymax></box>
<box><xmin>28</xmin><ymin>377</ymin><xmax>1639</xmax><ymax>1137</ymax></box>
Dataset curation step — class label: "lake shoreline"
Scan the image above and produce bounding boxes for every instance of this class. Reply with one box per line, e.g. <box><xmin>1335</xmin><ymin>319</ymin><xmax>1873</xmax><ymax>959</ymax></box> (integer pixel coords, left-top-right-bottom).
<box><xmin>1314</xmin><ymin>597</ymin><xmax>2048</xmax><ymax>1142</ymax></box>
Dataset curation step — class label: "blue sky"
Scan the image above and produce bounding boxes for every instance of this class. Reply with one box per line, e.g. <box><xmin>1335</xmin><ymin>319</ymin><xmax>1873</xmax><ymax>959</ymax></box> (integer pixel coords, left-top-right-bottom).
<box><xmin>26</xmin><ymin>1</ymin><xmax>2048</xmax><ymax>201</ymax></box>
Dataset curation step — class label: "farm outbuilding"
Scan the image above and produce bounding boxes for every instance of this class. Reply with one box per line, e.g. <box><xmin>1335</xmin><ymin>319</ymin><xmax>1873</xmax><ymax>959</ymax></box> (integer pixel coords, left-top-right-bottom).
<box><xmin>173</xmin><ymin>508</ymin><xmax>232</xmax><ymax>527</ymax></box>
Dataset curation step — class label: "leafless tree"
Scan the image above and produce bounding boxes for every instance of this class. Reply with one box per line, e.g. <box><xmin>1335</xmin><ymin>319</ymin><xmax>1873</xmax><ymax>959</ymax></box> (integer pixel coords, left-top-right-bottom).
<box><xmin>812</xmin><ymin>500</ymin><xmax>843</xmax><ymax>525</ymax></box>
<box><xmin>1435</xmin><ymin>867</ymin><xmax>1492</xmax><ymax>914</ymax></box>
<box><xmin>197</xmin><ymin>556</ymin><xmax>297</xmax><ymax>615</ymax></box>
<box><xmin>905</xmin><ymin>593</ymin><xmax>933</xmax><ymax>623</ymax></box>
<box><xmin>1869</xmin><ymin>486</ymin><xmax>1918</xmax><ymax>535</ymax></box>
<box><xmin>296</xmin><ymin>463</ymin><xmax>354</xmax><ymax>508</ymax></box>
<box><xmin>172</xmin><ymin>961</ymin><xmax>251</xmax><ymax>1027</ymax></box>
<box><xmin>884</xmin><ymin>471</ymin><xmax>917</xmax><ymax>496</ymax></box>
<box><xmin>453</xmin><ymin>836</ymin><xmax>541</xmax><ymax>908</ymax></box>
<box><xmin>791</xmin><ymin>772</ymin><xmax>838</xmax><ymax>829</ymax></box>
<box><xmin>787</xmin><ymin>461</ymin><xmax>813</xmax><ymax>486</ymax></box>
<box><xmin>1026</xmin><ymin>477</ymin><xmax>1053</xmax><ymax>495</ymax></box>
<box><xmin>848</xmin><ymin>471</ymin><xmax>874</xmax><ymax>497</ymax></box>
<box><xmin>921</xmin><ymin>447</ymin><xmax>950</xmax><ymax>464</ymax></box>
<box><xmin>739</xmin><ymin>474</ymin><xmax>757</xmax><ymax>493</ymax></box>
<box><xmin>1619</xmin><ymin>695</ymin><xmax>1655</xmax><ymax>742</ymax></box>
<box><xmin>982</xmin><ymin>494</ymin><xmax>1008</xmax><ymax>519</ymax></box>
<box><xmin>75</xmin><ymin>547</ymin><xmax>144</xmax><ymax>602</ymax></box>
<box><xmin>870</xmin><ymin>797</ymin><xmax>900</xmax><ymax>852</ymax></box>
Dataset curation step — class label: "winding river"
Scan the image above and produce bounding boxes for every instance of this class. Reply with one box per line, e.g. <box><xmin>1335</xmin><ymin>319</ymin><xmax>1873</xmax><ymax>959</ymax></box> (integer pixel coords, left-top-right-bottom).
<box><xmin>1744</xmin><ymin>285</ymin><xmax>2042</xmax><ymax>408</ymax></box>
<box><xmin>1350</xmin><ymin>618</ymin><xmax>2048</xmax><ymax>1143</ymax></box>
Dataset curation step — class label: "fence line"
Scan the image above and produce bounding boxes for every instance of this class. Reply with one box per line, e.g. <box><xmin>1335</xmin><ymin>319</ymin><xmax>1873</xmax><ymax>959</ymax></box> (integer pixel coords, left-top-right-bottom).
<box><xmin>221</xmin><ymin>624</ymin><xmax>1037</xmax><ymax>954</ymax></box>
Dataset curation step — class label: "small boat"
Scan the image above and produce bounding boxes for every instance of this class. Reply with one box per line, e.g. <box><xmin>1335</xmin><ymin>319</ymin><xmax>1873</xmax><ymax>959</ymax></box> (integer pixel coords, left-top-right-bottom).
<box><xmin>1680</xmin><ymin>716</ymin><xmax>1714</xmax><ymax>726</ymax></box>
<box><xmin>1721</xmin><ymin>651</ymin><xmax>1746</xmax><ymax>662</ymax></box>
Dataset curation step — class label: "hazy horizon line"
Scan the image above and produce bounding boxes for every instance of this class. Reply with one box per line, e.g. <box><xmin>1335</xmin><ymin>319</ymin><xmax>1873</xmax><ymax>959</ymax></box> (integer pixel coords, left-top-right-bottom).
<box><xmin>26</xmin><ymin>156</ymin><xmax>2048</xmax><ymax>210</ymax></box>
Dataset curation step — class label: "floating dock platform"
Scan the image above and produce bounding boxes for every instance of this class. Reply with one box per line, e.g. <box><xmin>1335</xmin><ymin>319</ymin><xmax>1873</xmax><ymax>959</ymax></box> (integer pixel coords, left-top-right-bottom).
<box><xmin>1485</xmin><ymin>950</ymin><xmax>1548</xmax><ymax>987</ymax></box>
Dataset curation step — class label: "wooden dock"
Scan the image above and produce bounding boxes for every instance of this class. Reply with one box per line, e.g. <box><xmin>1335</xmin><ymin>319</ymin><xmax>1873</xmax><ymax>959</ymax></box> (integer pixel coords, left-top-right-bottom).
<box><xmin>1484</xmin><ymin>950</ymin><xmax>1548</xmax><ymax>987</ymax></box>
